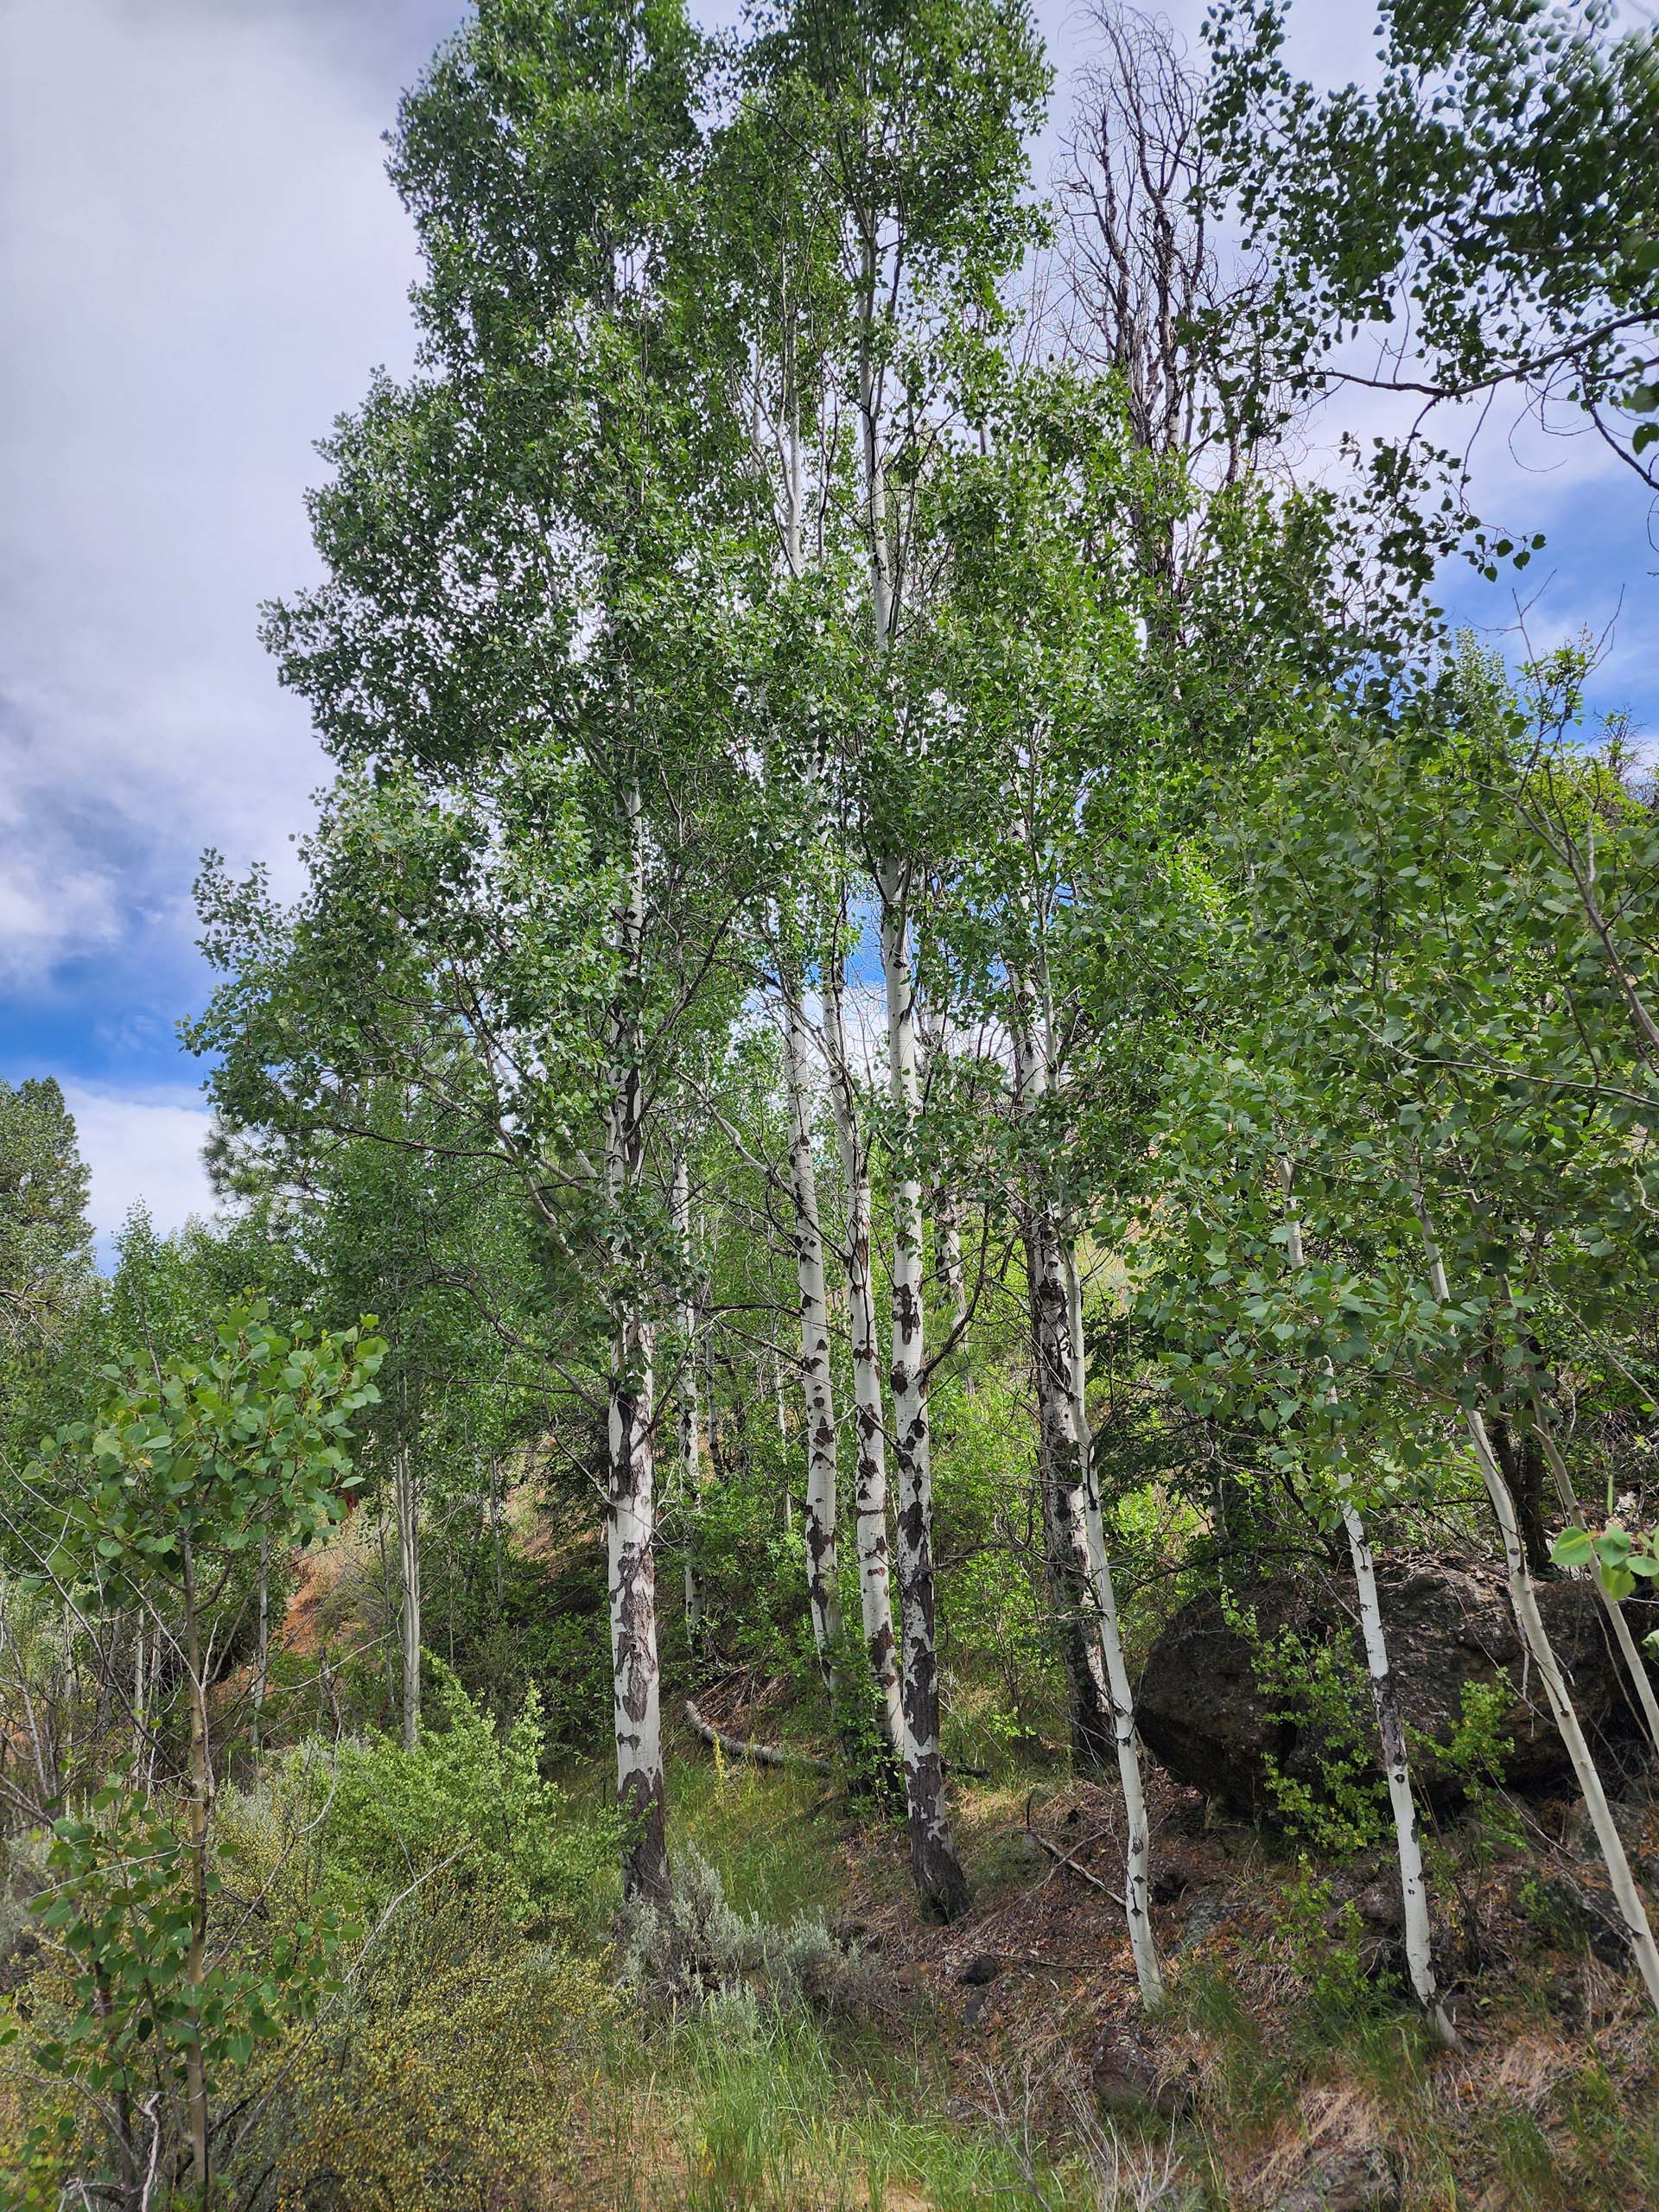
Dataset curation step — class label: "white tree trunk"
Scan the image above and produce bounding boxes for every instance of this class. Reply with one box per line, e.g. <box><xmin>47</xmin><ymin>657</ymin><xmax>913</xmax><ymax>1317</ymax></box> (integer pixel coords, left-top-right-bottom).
<box><xmin>606</xmin><ymin>783</ymin><xmax>669</xmax><ymax>1906</ymax></box>
<box><xmin>1415</xmin><ymin>1185</ymin><xmax>1659</xmax><ymax>2012</ymax></box>
<box><xmin>878</xmin><ymin>863</ymin><xmax>970</xmax><ymax>1919</ymax></box>
<box><xmin>1009</xmin><ymin>1014</ymin><xmax>1120</xmax><ymax>1772</ymax></box>
<box><xmin>1058</xmin><ymin>1249</ymin><xmax>1165</xmax><ymax>2010</ymax></box>
<box><xmin>825</xmin><ymin>967</ymin><xmax>905</xmax><ymax>1762</ymax></box>
<box><xmin>609</xmin><ymin>1311</ymin><xmax>667</xmax><ymax>1905</ymax></box>
<box><xmin>936</xmin><ymin>1193</ymin><xmax>972</xmax><ymax>1400</ymax></box>
<box><xmin>1277</xmin><ymin>1162</ymin><xmax>1454</xmax><ymax>2044</ymax></box>
<box><xmin>936</xmin><ymin>1196</ymin><xmax>968</xmax><ymax>1333</ymax></box>
<box><xmin>252</xmin><ymin>1529</ymin><xmax>270</xmax><ymax>1754</ymax></box>
<box><xmin>1529</xmin><ymin>1403</ymin><xmax>1659</xmax><ymax>1749</ymax></box>
<box><xmin>671</xmin><ymin>1155</ymin><xmax>706</xmax><ymax>1646</ymax></box>
<box><xmin>395</xmin><ymin>1440</ymin><xmax>421</xmax><ymax>1754</ymax></box>
<box><xmin>782</xmin><ymin>976</ymin><xmax>843</xmax><ymax>1684</ymax></box>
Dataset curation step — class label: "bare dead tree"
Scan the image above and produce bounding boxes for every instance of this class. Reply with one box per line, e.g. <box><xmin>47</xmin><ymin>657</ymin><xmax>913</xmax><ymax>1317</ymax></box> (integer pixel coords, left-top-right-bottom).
<box><xmin>1059</xmin><ymin>10</ymin><xmax>1252</xmax><ymax>454</ymax></box>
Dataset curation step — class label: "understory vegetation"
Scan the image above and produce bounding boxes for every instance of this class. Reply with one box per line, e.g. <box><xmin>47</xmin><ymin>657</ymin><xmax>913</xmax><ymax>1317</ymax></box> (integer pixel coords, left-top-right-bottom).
<box><xmin>9</xmin><ymin>0</ymin><xmax>1659</xmax><ymax>2203</ymax></box>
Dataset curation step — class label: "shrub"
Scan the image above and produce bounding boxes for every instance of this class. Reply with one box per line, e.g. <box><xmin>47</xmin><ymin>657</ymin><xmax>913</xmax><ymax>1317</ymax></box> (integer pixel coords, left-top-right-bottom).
<box><xmin>620</xmin><ymin>1847</ymin><xmax>878</xmax><ymax>2024</ymax></box>
<box><xmin>251</xmin><ymin>1877</ymin><xmax>609</xmax><ymax>2211</ymax></box>
<box><xmin>306</xmin><ymin>1669</ymin><xmax>613</xmax><ymax>1934</ymax></box>
<box><xmin>1247</xmin><ymin>1611</ymin><xmax>1389</xmax><ymax>1855</ymax></box>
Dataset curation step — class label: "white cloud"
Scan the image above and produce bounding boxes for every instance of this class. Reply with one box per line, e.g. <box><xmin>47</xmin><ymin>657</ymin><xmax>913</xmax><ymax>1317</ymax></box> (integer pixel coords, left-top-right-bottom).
<box><xmin>0</xmin><ymin>0</ymin><xmax>435</xmax><ymax>983</ymax></box>
<box><xmin>0</xmin><ymin>861</ymin><xmax>121</xmax><ymax>989</ymax></box>
<box><xmin>61</xmin><ymin>1083</ymin><xmax>218</xmax><ymax>1258</ymax></box>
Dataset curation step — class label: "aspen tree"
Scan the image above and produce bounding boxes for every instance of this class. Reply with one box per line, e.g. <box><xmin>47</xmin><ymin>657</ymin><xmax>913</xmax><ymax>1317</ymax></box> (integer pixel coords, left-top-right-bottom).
<box><xmin>782</xmin><ymin>969</ymin><xmax>845</xmax><ymax>1681</ymax></box>
<box><xmin>1414</xmin><ymin>1178</ymin><xmax>1659</xmax><ymax>2013</ymax></box>
<box><xmin>1277</xmin><ymin>1159</ymin><xmax>1455</xmax><ymax>2044</ymax></box>
<box><xmin>671</xmin><ymin>1156</ymin><xmax>707</xmax><ymax>1645</ymax></box>
<box><xmin>824</xmin><ymin>963</ymin><xmax>906</xmax><ymax>1761</ymax></box>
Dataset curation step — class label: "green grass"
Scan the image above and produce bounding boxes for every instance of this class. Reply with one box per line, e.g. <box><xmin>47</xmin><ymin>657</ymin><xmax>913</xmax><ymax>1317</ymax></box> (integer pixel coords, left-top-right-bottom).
<box><xmin>546</xmin><ymin>1745</ymin><xmax>1659</xmax><ymax>2211</ymax></box>
<box><xmin>595</xmin><ymin>1999</ymin><xmax>1090</xmax><ymax>2212</ymax></box>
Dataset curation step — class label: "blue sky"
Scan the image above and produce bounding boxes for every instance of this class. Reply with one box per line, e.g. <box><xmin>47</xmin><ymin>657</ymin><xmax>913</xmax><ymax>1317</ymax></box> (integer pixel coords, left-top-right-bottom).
<box><xmin>3</xmin><ymin>0</ymin><xmax>1654</xmax><ymax>1255</ymax></box>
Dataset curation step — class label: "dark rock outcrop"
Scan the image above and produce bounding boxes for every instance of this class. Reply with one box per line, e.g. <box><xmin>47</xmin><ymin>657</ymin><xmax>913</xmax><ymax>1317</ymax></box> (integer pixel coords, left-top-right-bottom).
<box><xmin>1135</xmin><ymin>1554</ymin><xmax>1656</xmax><ymax>1814</ymax></box>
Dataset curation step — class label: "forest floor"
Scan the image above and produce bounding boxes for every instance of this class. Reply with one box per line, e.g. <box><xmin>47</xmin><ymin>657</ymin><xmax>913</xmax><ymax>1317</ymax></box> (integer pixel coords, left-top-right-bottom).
<box><xmin>552</xmin><ymin>1673</ymin><xmax>1659</xmax><ymax>2212</ymax></box>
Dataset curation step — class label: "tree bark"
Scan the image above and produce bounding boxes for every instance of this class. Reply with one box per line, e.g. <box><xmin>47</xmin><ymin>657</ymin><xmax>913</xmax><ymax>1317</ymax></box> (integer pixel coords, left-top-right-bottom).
<box><xmin>1415</xmin><ymin>1183</ymin><xmax>1659</xmax><ymax>2012</ymax></box>
<box><xmin>1058</xmin><ymin>1243</ymin><xmax>1166</xmax><ymax>2010</ymax></box>
<box><xmin>252</xmin><ymin>1531</ymin><xmax>270</xmax><ymax>1756</ymax></box>
<box><xmin>671</xmin><ymin>1155</ymin><xmax>706</xmax><ymax>1647</ymax></box>
<box><xmin>781</xmin><ymin>973</ymin><xmax>843</xmax><ymax>1686</ymax></box>
<box><xmin>606</xmin><ymin>781</ymin><xmax>670</xmax><ymax>1909</ymax></box>
<box><xmin>1277</xmin><ymin>1161</ymin><xmax>1454</xmax><ymax>2045</ymax></box>
<box><xmin>935</xmin><ymin>1189</ymin><xmax>974</xmax><ymax>1395</ymax></box>
<box><xmin>395</xmin><ymin>1439</ymin><xmax>421</xmax><ymax>1754</ymax></box>
<box><xmin>878</xmin><ymin>863</ymin><xmax>971</xmax><ymax>1920</ymax></box>
<box><xmin>1020</xmin><ymin>1208</ymin><xmax>1118</xmax><ymax>1764</ymax></box>
<box><xmin>1010</xmin><ymin>1015</ymin><xmax>1118</xmax><ymax>1772</ymax></box>
<box><xmin>609</xmin><ymin>1313</ymin><xmax>668</xmax><ymax>1905</ymax></box>
<box><xmin>1490</xmin><ymin>1408</ymin><xmax>1553</xmax><ymax>1579</ymax></box>
<box><xmin>825</xmin><ymin>967</ymin><xmax>906</xmax><ymax>1764</ymax></box>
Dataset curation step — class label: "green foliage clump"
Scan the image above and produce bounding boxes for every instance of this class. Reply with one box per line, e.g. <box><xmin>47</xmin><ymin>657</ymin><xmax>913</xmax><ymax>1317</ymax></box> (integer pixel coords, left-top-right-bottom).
<box><xmin>1275</xmin><ymin>1861</ymin><xmax>1394</xmax><ymax>2024</ymax></box>
<box><xmin>1417</xmin><ymin>1681</ymin><xmax>1521</xmax><ymax>1859</ymax></box>
<box><xmin>256</xmin><ymin>1878</ymin><xmax>608</xmax><ymax>2212</ymax></box>
<box><xmin>932</xmin><ymin>1375</ymin><xmax>1068</xmax><ymax>1766</ymax></box>
<box><xmin>1233</xmin><ymin>1603</ymin><xmax>1389</xmax><ymax>1854</ymax></box>
<box><xmin>315</xmin><ymin>1668</ymin><xmax>613</xmax><ymax>1934</ymax></box>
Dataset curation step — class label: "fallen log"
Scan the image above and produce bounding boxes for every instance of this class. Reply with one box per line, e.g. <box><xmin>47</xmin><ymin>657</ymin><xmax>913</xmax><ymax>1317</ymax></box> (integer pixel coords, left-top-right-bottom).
<box><xmin>683</xmin><ymin>1699</ymin><xmax>834</xmax><ymax>1773</ymax></box>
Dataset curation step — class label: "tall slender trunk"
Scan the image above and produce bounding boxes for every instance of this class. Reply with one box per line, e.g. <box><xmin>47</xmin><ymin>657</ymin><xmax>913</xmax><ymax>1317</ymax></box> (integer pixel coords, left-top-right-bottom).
<box><xmin>1011</xmin><ymin>1014</ymin><xmax>1118</xmax><ymax>1771</ymax></box>
<box><xmin>878</xmin><ymin>864</ymin><xmax>970</xmax><ymax>1920</ymax></box>
<box><xmin>1010</xmin><ymin>966</ymin><xmax>1160</xmax><ymax>1998</ymax></box>
<box><xmin>251</xmin><ymin>1532</ymin><xmax>270</xmax><ymax>1755</ymax></box>
<box><xmin>701</xmin><ymin>1313</ymin><xmax>722</xmax><ymax>1478</ymax></box>
<box><xmin>489</xmin><ymin>1453</ymin><xmax>505</xmax><ymax>1611</ymax></box>
<box><xmin>1279</xmin><ymin>1161</ymin><xmax>1454</xmax><ymax>2044</ymax></box>
<box><xmin>607</xmin><ymin>781</ymin><xmax>669</xmax><ymax>1908</ymax></box>
<box><xmin>1027</xmin><ymin>1217</ymin><xmax>1120</xmax><ymax>1768</ymax></box>
<box><xmin>609</xmin><ymin>1313</ymin><xmax>668</xmax><ymax>1905</ymax></box>
<box><xmin>1415</xmin><ymin>1179</ymin><xmax>1659</xmax><ymax>2012</ymax></box>
<box><xmin>671</xmin><ymin>1156</ymin><xmax>706</xmax><ymax>1647</ymax></box>
<box><xmin>132</xmin><ymin>1611</ymin><xmax>148</xmax><ymax>1779</ymax></box>
<box><xmin>857</xmin><ymin>226</ymin><xmax>963</xmax><ymax>1901</ymax></box>
<box><xmin>782</xmin><ymin>972</ymin><xmax>843</xmax><ymax>1684</ymax></box>
<box><xmin>181</xmin><ymin>1537</ymin><xmax>213</xmax><ymax>2205</ymax></box>
<box><xmin>395</xmin><ymin>1439</ymin><xmax>421</xmax><ymax>1754</ymax></box>
<box><xmin>1529</xmin><ymin>1397</ymin><xmax>1659</xmax><ymax>1748</ymax></box>
<box><xmin>825</xmin><ymin>968</ymin><xmax>905</xmax><ymax>1764</ymax></box>
<box><xmin>1011</xmin><ymin>930</ymin><xmax>1162</xmax><ymax>1994</ymax></box>
<box><xmin>935</xmin><ymin>1191</ymin><xmax>973</xmax><ymax>1396</ymax></box>
<box><xmin>1061</xmin><ymin>1248</ymin><xmax>1165</xmax><ymax>2011</ymax></box>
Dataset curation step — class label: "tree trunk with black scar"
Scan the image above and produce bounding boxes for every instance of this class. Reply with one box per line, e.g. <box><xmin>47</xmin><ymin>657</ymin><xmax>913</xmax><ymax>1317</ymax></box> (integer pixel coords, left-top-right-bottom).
<box><xmin>878</xmin><ymin>862</ymin><xmax>971</xmax><ymax>1921</ymax></box>
<box><xmin>1009</xmin><ymin>1007</ymin><xmax>1119</xmax><ymax>1770</ymax></box>
<box><xmin>934</xmin><ymin>1190</ymin><xmax>975</xmax><ymax>1398</ymax></box>
<box><xmin>782</xmin><ymin>974</ymin><xmax>843</xmax><ymax>1685</ymax></box>
<box><xmin>609</xmin><ymin>1319</ymin><xmax>668</xmax><ymax>1907</ymax></box>
<box><xmin>605</xmin><ymin>780</ymin><xmax>669</xmax><ymax>1909</ymax></box>
<box><xmin>1020</xmin><ymin>1202</ymin><xmax>1118</xmax><ymax>1770</ymax></box>
<box><xmin>825</xmin><ymin>965</ymin><xmax>906</xmax><ymax>1766</ymax></box>
<box><xmin>1490</xmin><ymin>1408</ymin><xmax>1553</xmax><ymax>1579</ymax></box>
<box><xmin>395</xmin><ymin>1435</ymin><xmax>421</xmax><ymax>1753</ymax></box>
<box><xmin>671</xmin><ymin>1155</ymin><xmax>706</xmax><ymax>1647</ymax></box>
